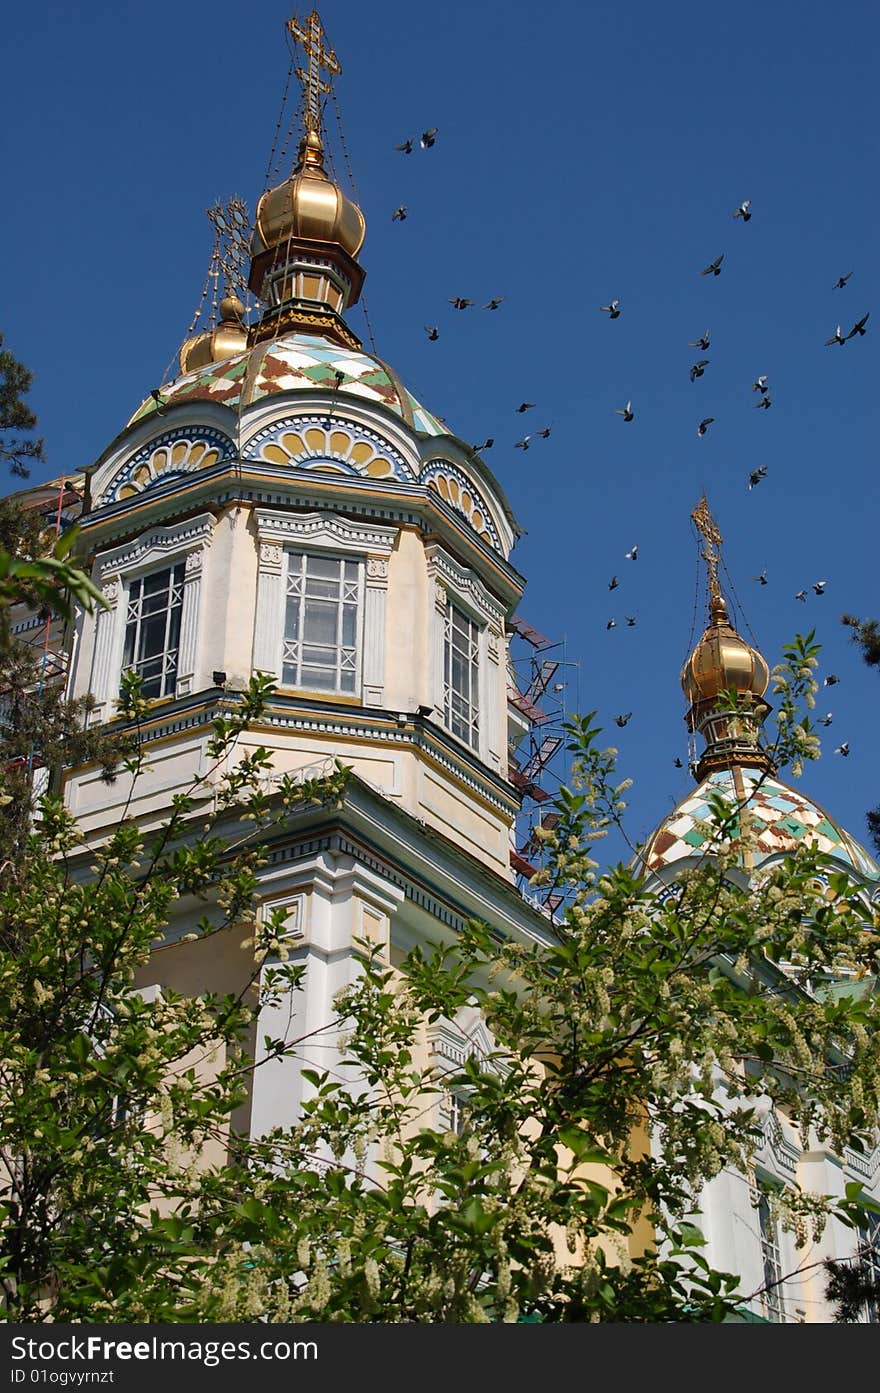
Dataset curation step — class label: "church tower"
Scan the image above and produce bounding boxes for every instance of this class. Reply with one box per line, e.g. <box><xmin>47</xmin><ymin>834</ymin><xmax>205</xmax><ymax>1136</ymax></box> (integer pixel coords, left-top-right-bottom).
<box><xmin>645</xmin><ymin>498</ymin><xmax>878</xmax><ymax>883</ymax></box>
<box><xmin>643</xmin><ymin>498</ymin><xmax>879</xmax><ymax>1322</ymax></box>
<box><xmin>64</xmin><ymin>10</ymin><xmax>552</xmax><ymax>1139</ymax></box>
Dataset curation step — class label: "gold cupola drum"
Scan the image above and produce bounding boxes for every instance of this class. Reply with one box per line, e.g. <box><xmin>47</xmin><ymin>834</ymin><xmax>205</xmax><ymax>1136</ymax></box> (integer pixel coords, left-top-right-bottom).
<box><xmin>248</xmin><ymin>10</ymin><xmax>367</xmax><ymax>349</ymax></box>
<box><xmin>682</xmin><ymin>498</ymin><xmax>773</xmax><ymax>779</ymax></box>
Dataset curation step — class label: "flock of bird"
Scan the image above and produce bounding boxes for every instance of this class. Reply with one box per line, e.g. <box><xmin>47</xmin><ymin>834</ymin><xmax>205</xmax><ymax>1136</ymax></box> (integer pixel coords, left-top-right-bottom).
<box><xmin>389</xmin><ymin>147</ymin><xmax>869</xmax><ymax>763</ymax></box>
<box><xmin>583</xmin><ymin>199</ymin><xmax>869</xmax><ymax>751</ymax></box>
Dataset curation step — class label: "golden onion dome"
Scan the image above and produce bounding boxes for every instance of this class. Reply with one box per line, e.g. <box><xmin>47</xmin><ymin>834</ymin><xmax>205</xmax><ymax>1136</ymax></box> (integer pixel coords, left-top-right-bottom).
<box><xmin>178</xmin><ymin>294</ymin><xmax>248</xmax><ymax>376</ymax></box>
<box><xmin>252</xmin><ymin>130</ymin><xmax>365</xmax><ymax>260</ymax></box>
<box><xmin>681</xmin><ymin>594</ymin><xmax>770</xmax><ymax>704</ymax></box>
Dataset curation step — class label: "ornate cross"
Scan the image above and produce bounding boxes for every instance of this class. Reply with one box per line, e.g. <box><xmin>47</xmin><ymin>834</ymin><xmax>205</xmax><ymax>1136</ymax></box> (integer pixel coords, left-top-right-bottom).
<box><xmin>287</xmin><ymin>10</ymin><xmax>341</xmax><ymax>136</ymax></box>
<box><xmin>691</xmin><ymin>495</ymin><xmax>723</xmax><ymax>602</ymax></box>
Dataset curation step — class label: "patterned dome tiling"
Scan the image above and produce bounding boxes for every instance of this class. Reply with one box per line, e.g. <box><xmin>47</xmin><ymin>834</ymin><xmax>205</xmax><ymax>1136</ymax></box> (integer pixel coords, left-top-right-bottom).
<box><xmin>128</xmin><ymin>333</ymin><xmax>448</xmax><ymax>438</ymax></box>
<box><xmin>645</xmin><ymin>768</ymin><xmax>879</xmax><ymax>880</ymax></box>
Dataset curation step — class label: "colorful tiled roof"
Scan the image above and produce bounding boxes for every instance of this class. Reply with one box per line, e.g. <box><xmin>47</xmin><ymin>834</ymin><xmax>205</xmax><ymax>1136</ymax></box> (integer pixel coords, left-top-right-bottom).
<box><xmin>645</xmin><ymin>768</ymin><xmax>879</xmax><ymax>881</ymax></box>
<box><xmin>128</xmin><ymin>333</ymin><xmax>449</xmax><ymax>438</ymax></box>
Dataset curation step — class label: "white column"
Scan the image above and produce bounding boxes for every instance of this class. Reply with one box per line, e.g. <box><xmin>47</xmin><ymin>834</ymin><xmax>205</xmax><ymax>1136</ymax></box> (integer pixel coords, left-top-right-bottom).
<box><xmin>484</xmin><ymin>625</ymin><xmax>502</xmax><ymax>771</ymax></box>
<box><xmin>362</xmin><ymin>554</ymin><xmax>388</xmax><ymax>706</ymax></box>
<box><xmin>90</xmin><ymin>578</ymin><xmax>122</xmax><ymax>717</ymax></box>
<box><xmin>431</xmin><ymin>581</ymin><xmax>447</xmax><ymax>718</ymax></box>
<box><xmin>252</xmin><ymin>541</ymin><xmax>285</xmax><ymax>678</ymax></box>
<box><xmin>175</xmin><ymin>550</ymin><xmax>203</xmax><ymax>696</ymax></box>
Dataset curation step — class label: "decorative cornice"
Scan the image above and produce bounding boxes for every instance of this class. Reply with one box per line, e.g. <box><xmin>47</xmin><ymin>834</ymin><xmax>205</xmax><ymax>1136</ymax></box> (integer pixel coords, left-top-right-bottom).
<box><xmin>425</xmin><ymin>542</ymin><xmax>507</xmax><ymax>628</ymax></box>
<box><xmin>755</xmin><ymin>1110</ymin><xmax>800</xmax><ymax>1180</ymax></box>
<box><xmin>254</xmin><ymin>508</ymin><xmax>397</xmax><ymax>556</ymax></box>
<box><xmin>95</xmin><ymin>513</ymin><xmax>215</xmax><ymax>578</ymax></box>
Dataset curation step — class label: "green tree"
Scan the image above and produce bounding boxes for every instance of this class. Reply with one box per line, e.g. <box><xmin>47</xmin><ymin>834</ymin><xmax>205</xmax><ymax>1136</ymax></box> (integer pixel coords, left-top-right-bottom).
<box><xmin>0</xmin><ymin>498</ymin><xmax>116</xmax><ymax>881</ymax></box>
<box><xmin>2</xmin><ymin>624</ymin><xmax>878</xmax><ymax>1322</ymax></box>
<box><xmin>0</xmin><ymin>669</ymin><xmax>350</xmax><ymax>1319</ymax></box>
<box><xmin>0</xmin><ymin>333</ymin><xmax>45</xmax><ymax>480</ymax></box>
<box><xmin>824</xmin><ymin>1251</ymin><xmax>880</xmax><ymax>1322</ymax></box>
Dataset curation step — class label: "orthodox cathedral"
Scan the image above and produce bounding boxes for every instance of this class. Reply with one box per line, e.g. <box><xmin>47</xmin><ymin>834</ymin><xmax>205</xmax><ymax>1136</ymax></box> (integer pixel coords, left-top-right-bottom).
<box><xmin>9</xmin><ymin>9</ymin><xmax>879</xmax><ymax>1322</ymax></box>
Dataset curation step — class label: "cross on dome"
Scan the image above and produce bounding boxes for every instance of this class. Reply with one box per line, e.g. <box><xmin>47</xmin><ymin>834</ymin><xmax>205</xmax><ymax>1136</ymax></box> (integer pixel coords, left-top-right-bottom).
<box><xmin>288</xmin><ymin>9</ymin><xmax>341</xmax><ymax>145</ymax></box>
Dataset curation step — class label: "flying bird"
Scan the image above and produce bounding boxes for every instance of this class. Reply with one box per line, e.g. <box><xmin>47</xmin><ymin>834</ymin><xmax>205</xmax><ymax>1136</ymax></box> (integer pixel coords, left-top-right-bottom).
<box><xmin>812</xmin><ymin>580</ymin><xmax>827</xmax><ymax>595</ymax></box>
<box><xmin>846</xmin><ymin>312</ymin><xmax>870</xmax><ymax>339</ymax></box>
<box><xmin>514</xmin><ymin>436</ymin><xmax>531</xmax><ymax>451</ymax></box>
<box><xmin>606</xmin><ymin>618</ymin><xmax>617</xmax><ymax>630</ymax></box>
<box><xmin>689</xmin><ymin>330</ymin><xmax>711</xmax><ymax>350</ymax></box>
<box><xmin>674</xmin><ymin>757</ymin><xmax>683</xmax><ymax>768</ymax></box>
<box><xmin>752</xmin><ymin>375</ymin><xmax>769</xmax><ymax>393</ymax></box>
<box><xmin>472</xmin><ymin>437</ymin><xmax>494</xmax><ymax>452</ymax></box>
<box><xmin>599</xmin><ymin>299</ymin><xmax>621</xmax><ymax>318</ymax></box>
<box><xmin>536</xmin><ymin>426</ymin><xmax>552</xmax><ymax>439</ymax></box>
<box><xmin>616</xmin><ymin>400</ymin><xmax>634</xmax><ymax>422</ymax></box>
<box><xmin>483</xmin><ymin>297</ymin><xmax>505</xmax><ymax>310</ymax></box>
<box><xmin>690</xmin><ymin>359</ymin><xmax>710</xmax><ymax>382</ymax></box>
<box><xmin>420</xmin><ymin>128</ymin><xmax>439</xmax><ymax>148</ymax></box>
<box><xmin>754</xmin><ymin>570</ymin><xmax>768</xmax><ymax>586</ymax></box>
<box><xmin>748</xmin><ymin>466</ymin><xmax>768</xmax><ymax>490</ymax></box>
<box><xmin>732</xmin><ymin>199</ymin><xmax>752</xmax><ymax>221</ymax></box>
<box><xmin>625</xmin><ymin>545</ymin><xmax>639</xmax><ymax>561</ymax></box>
<box><xmin>516</xmin><ymin>401</ymin><xmax>536</xmax><ymax>413</ymax></box>
<box><xmin>823</xmin><ymin>674</ymin><xmax>840</xmax><ymax>687</ymax></box>
<box><xmin>608</xmin><ymin>576</ymin><xmax>619</xmax><ymax>590</ymax></box>
<box><xmin>448</xmin><ymin>297</ymin><xmax>474</xmax><ymax>309</ymax></box>
<box><xmin>818</xmin><ymin>713</ymin><xmax>833</xmax><ymax>727</ymax></box>
<box><xmin>700</xmin><ymin>254</ymin><xmax>724</xmax><ymax>277</ymax></box>
<box><xmin>755</xmin><ymin>395</ymin><xmax>772</xmax><ymax>409</ymax></box>
<box><xmin>825</xmin><ymin>324</ymin><xmax>846</xmax><ymax>346</ymax></box>
<box><xmin>391</xmin><ymin>205</ymin><xmax>408</xmax><ymax>221</ymax></box>
<box><xmin>614</xmin><ymin>712</ymin><xmax>632</xmax><ymax>727</ymax></box>
<box><xmin>794</xmin><ymin>589</ymin><xmax>807</xmax><ymax>603</ymax></box>
<box><xmin>424</xmin><ymin>325</ymin><xmax>439</xmax><ymax>340</ymax></box>
<box><xmin>835</xmin><ymin>742</ymin><xmax>850</xmax><ymax>757</ymax></box>
<box><xmin>394</xmin><ymin>138</ymin><xmax>414</xmax><ymax>154</ymax></box>
<box><xmin>625</xmin><ymin>616</ymin><xmax>637</xmax><ymax>627</ymax></box>
<box><xmin>833</xmin><ymin>272</ymin><xmax>853</xmax><ymax>289</ymax></box>
<box><xmin>696</xmin><ymin>417</ymin><xmax>714</xmax><ymax>437</ymax></box>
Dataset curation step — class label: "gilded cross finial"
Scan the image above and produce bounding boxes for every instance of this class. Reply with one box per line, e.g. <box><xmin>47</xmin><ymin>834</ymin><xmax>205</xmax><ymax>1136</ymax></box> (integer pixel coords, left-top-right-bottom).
<box><xmin>691</xmin><ymin>495</ymin><xmax>723</xmax><ymax>604</ymax></box>
<box><xmin>287</xmin><ymin>9</ymin><xmax>341</xmax><ymax>142</ymax></box>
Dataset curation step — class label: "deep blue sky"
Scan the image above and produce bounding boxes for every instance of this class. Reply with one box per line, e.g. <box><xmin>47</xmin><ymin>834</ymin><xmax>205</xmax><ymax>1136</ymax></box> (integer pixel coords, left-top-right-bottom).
<box><xmin>3</xmin><ymin>0</ymin><xmax>878</xmax><ymax>859</ymax></box>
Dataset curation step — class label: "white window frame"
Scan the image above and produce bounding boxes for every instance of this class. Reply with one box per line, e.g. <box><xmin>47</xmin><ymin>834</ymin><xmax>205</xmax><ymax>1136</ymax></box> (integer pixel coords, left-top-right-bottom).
<box><xmin>89</xmin><ymin>514</ymin><xmax>214</xmax><ymax>719</ymax></box>
<box><xmin>444</xmin><ymin>597</ymin><xmax>480</xmax><ymax>750</ymax></box>
<box><xmin>425</xmin><ymin>544</ymin><xmax>505</xmax><ymax>770</ymax></box>
<box><xmin>252</xmin><ymin>511</ymin><xmax>397</xmax><ymax>706</ymax></box>
<box><xmin>857</xmin><ymin>1213</ymin><xmax>880</xmax><ymax>1323</ymax></box>
<box><xmin>122</xmin><ymin>559</ymin><xmax>187</xmax><ymax>700</ymax></box>
<box><xmin>281</xmin><ymin>548</ymin><xmax>364</xmax><ymax>697</ymax></box>
<box><xmin>755</xmin><ymin>1181</ymin><xmax>786</xmax><ymax>1323</ymax></box>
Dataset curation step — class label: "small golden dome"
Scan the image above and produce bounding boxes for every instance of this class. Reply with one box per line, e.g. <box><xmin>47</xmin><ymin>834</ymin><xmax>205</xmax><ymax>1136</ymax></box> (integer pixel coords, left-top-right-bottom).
<box><xmin>178</xmin><ymin>293</ymin><xmax>248</xmax><ymax>376</ymax></box>
<box><xmin>252</xmin><ymin>131</ymin><xmax>365</xmax><ymax>260</ymax></box>
<box><xmin>681</xmin><ymin>594</ymin><xmax>770</xmax><ymax>704</ymax></box>
<box><xmin>218</xmin><ymin>293</ymin><xmax>245</xmax><ymax>323</ymax></box>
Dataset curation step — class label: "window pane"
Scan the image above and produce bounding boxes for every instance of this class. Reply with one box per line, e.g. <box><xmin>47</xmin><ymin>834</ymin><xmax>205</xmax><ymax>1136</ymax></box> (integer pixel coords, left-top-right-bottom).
<box><xmin>308</xmin><ymin>554</ymin><xmax>340</xmax><ymax>579</ymax></box>
<box><xmin>303</xmin><ymin>599</ymin><xmax>340</xmax><ymax>646</ymax></box>
<box><xmin>306</xmin><ymin>576</ymin><xmax>341</xmax><ymax>600</ymax></box>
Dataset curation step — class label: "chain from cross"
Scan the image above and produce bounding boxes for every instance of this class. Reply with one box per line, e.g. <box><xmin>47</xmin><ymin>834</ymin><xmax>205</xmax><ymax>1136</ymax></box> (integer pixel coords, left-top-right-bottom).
<box><xmin>287</xmin><ymin>10</ymin><xmax>341</xmax><ymax>135</ymax></box>
<box><xmin>691</xmin><ymin>495</ymin><xmax>723</xmax><ymax>601</ymax></box>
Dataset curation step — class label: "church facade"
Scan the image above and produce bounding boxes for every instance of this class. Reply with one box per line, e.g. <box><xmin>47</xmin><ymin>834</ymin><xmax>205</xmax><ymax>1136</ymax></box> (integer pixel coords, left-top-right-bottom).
<box><xmin>9</xmin><ymin>9</ymin><xmax>879</xmax><ymax>1324</ymax></box>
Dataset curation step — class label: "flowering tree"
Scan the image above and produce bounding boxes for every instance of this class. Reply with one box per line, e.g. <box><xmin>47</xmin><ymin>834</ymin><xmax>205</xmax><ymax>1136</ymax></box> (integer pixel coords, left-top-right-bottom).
<box><xmin>1</xmin><ymin>620</ymin><xmax>878</xmax><ymax>1322</ymax></box>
